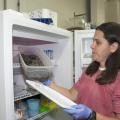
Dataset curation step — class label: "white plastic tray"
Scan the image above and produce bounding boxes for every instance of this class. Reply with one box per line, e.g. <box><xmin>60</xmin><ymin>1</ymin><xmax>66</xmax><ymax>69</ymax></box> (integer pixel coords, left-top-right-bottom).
<box><xmin>26</xmin><ymin>80</ymin><xmax>76</xmax><ymax>108</ymax></box>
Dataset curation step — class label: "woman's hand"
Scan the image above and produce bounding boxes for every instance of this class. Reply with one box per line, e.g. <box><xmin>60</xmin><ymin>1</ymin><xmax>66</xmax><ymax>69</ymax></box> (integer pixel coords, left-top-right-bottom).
<box><xmin>64</xmin><ymin>104</ymin><xmax>92</xmax><ymax>119</ymax></box>
<box><xmin>40</xmin><ymin>79</ymin><xmax>52</xmax><ymax>86</ymax></box>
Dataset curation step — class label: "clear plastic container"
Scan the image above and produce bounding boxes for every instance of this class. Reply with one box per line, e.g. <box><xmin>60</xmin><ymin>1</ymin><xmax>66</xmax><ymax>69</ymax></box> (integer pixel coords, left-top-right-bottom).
<box><xmin>19</xmin><ymin>48</ymin><xmax>53</xmax><ymax>80</ymax></box>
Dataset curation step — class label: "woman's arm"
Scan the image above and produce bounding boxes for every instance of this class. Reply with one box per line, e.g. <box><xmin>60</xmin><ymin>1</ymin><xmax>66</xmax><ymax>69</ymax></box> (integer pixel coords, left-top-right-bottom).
<box><xmin>49</xmin><ymin>81</ymin><xmax>120</xmax><ymax>120</ymax></box>
<box><xmin>50</xmin><ymin>82</ymin><xmax>78</xmax><ymax>101</ymax></box>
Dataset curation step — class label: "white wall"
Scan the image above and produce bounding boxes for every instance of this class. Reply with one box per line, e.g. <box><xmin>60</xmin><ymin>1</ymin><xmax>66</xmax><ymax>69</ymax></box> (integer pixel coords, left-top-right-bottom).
<box><xmin>106</xmin><ymin>0</ymin><xmax>120</xmax><ymax>23</ymax></box>
<box><xmin>18</xmin><ymin>0</ymin><xmax>87</xmax><ymax>28</ymax></box>
<box><xmin>91</xmin><ymin>0</ymin><xmax>120</xmax><ymax>26</ymax></box>
<box><xmin>91</xmin><ymin>0</ymin><xmax>106</xmax><ymax>26</ymax></box>
<box><xmin>1</xmin><ymin>0</ymin><xmax>120</xmax><ymax>27</ymax></box>
<box><xmin>0</xmin><ymin>0</ymin><xmax>4</xmax><ymax>10</ymax></box>
<box><xmin>6</xmin><ymin>0</ymin><xmax>18</xmax><ymax>10</ymax></box>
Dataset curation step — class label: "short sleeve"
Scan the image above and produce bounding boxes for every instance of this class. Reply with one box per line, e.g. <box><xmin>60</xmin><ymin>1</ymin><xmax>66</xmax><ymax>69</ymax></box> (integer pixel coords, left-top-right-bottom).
<box><xmin>73</xmin><ymin>72</ymin><xmax>85</xmax><ymax>90</ymax></box>
<box><xmin>112</xmin><ymin>77</ymin><xmax>120</xmax><ymax>113</ymax></box>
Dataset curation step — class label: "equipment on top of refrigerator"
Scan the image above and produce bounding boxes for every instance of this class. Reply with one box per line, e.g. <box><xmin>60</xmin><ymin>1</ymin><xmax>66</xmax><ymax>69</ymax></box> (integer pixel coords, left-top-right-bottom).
<box><xmin>74</xmin><ymin>29</ymin><xmax>95</xmax><ymax>83</ymax></box>
<box><xmin>24</xmin><ymin>9</ymin><xmax>57</xmax><ymax>26</ymax></box>
<box><xmin>0</xmin><ymin>9</ymin><xmax>73</xmax><ymax>120</ymax></box>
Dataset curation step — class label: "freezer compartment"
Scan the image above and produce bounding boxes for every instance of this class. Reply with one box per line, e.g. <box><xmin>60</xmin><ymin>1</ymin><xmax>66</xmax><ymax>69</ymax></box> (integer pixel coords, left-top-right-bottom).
<box><xmin>13</xmin><ymin>43</ymin><xmax>61</xmax><ymax>120</ymax></box>
<box><xmin>14</xmin><ymin>95</ymin><xmax>41</xmax><ymax>119</ymax></box>
<box><xmin>19</xmin><ymin>47</ymin><xmax>53</xmax><ymax>80</ymax></box>
<box><xmin>12</xmin><ymin>33</ymin><xmax>73</xmax><ymax>119</ymax></box>
<box><xmin>13</xmin><ymin>73</ymin><xmax>56</xmax><ymax>119</ymax></box>
<box><xmin>14</xmin><ymin>94</ymin><xmax>58</xmax><ymax>120</ymax></box>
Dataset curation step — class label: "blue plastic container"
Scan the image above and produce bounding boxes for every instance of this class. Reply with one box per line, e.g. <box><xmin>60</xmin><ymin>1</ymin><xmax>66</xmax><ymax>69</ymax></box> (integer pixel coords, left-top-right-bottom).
<box><xmin>27</xmin><ymin>99</ymin><xmax>40</xmax><ymax>117</ymax></box>
<box><xmin>32</xmin><ymin>18</ymin><xmax>53</xmax><ymax>25</ymax></box>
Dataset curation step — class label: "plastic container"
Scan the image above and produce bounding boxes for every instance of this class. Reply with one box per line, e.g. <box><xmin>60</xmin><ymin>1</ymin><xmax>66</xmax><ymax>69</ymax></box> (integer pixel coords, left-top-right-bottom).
<box><xmin>27</xmin><ymin>99</ymin><xmax>40</xmax><ymax>117</ymax></box>
<box><xmin>19</xmin><ymin>48</ymin><xmax>53</xmax><ymax>80</ymax></box>
<box><xmin>15</xmin><ymin>100</ymin><xmax>28</xmax><ymax>119</ymax></box>
<box><xmin>32</xmin><ymin>18</ymin><xmax>53</xmax><ymax>25</ymax></box>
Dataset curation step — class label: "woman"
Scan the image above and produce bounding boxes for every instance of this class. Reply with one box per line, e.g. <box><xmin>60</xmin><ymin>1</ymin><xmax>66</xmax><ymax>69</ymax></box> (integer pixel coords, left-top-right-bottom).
<box><xmin>43</xmin><ymin>22</ymin><xmax>120</xmax><ymax>120</ymax></box>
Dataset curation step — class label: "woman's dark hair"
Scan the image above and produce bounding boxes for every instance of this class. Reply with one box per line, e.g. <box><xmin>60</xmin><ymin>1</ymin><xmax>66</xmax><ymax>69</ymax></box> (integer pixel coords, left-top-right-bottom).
<box><xmin>86</xmin><ymin>22</ymin><xmax>120</xmax><ymax>84</ymax></box>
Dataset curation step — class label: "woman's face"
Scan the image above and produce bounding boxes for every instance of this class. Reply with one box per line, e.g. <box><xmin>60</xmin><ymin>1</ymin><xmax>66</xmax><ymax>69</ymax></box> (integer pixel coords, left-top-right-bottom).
<box><xmin>91</xmin><ymin>30</ymin><xmax>114</xmax><ymax>67</ymax></box>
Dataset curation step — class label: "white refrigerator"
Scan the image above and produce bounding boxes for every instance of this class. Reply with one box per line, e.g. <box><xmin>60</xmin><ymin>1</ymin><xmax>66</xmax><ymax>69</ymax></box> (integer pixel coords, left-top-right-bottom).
<box><xmin>0</xmin><ymin>9</ymin><xmax>73</xmax><ymax>120</ymax></box>
<box><xmin>74</xmin><ymin>30</ymin><xmax>95</xmax><ymax>83</ymax></box>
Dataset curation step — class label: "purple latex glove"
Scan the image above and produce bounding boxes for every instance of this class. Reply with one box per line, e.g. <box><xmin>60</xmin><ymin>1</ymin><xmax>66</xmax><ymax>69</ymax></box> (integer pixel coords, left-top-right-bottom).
<box><xmin>40</xmin><ymin>79</ymin><xmax>52</xmax><ymax>86</ymax></box>
<box><xmin>64</xmin><ymin>104</ymin><xmax>92</xmax><ymax>119</ymax></box>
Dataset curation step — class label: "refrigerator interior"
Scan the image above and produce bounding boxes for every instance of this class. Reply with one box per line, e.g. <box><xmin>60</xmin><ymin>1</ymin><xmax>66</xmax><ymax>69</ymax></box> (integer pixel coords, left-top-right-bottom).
<box><xmin>13</xmin><ymin>36</ymin><xmax>73</xmax><ymax>119</ymax></box>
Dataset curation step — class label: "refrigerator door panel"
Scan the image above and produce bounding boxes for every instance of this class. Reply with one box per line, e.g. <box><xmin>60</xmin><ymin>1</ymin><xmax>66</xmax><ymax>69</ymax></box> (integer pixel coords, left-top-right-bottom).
<box><xmin>74</xmin><ymin>30</ymin><xmax>95</xmax><ymax>82</ymax></box>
